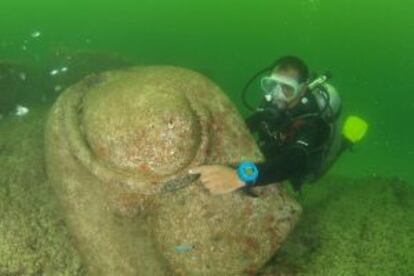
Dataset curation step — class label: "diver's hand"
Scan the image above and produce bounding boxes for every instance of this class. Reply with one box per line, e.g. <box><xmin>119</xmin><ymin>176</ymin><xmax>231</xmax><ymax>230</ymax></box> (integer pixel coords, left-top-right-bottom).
<box><xmin>188</xmin><ymin>165</ymin><xmax>245</xmax><ymax>194</ymax></box>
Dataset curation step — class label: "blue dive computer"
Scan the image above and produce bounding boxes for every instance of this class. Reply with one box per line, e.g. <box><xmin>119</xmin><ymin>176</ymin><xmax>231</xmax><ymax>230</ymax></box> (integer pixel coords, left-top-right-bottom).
<box><xmin>237</xmin><ymin>162</ymin><xmax>259</xmax><ymax>186</ymax></box>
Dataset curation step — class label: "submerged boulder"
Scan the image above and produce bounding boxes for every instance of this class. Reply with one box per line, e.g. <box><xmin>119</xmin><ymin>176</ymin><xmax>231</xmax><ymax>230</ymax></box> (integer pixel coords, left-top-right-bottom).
<box><xmin>45</xmin><ymin>66</ymin><xmax>301</xmax><ymax>275</ymax></box>
<box><xmin>0</xmin><ymin>105</ymin><xmax>84</xmax><ymax>275</ymax></box>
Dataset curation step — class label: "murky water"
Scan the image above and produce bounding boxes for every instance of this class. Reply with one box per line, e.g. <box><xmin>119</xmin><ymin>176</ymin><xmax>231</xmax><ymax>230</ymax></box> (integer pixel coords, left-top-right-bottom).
<box><xmin>0</xmin><ymin>0</ymin><xmax>413</xmax><ymax>274</ymax></box>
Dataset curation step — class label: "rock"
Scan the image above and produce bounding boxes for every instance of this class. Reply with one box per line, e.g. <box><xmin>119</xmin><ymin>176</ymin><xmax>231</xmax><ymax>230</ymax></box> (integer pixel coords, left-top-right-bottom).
<box><xmin>0</xmin><ymin>105</ymin><xmax>84</xmax><ymax>275</ymax></box>
<box><xmin>262</xmin><ymin>175</ymin><xmax>414</xmax><ymax>275</ymax></box>
<box><xmin>45</xmin><ymin>65</ymin><xmax>301</xmax><ymax>275</ymax></box>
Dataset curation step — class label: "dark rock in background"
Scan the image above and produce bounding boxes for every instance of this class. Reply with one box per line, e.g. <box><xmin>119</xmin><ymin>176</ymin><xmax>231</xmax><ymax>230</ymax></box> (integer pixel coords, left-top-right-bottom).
<box><xmin>0</xmin><ymin>61</ymin><xmax>41</xmax><ymax>116</ymax></box>
<box><xmin>40</xmin><ymin>49</ymin><xmax>134</xmax><ymax>102</ymax></box>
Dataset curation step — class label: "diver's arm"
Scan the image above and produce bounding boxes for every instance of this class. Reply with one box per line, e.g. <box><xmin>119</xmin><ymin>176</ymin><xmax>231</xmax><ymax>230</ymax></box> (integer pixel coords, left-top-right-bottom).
<box><xmin>251</xmin><ymin>118</ymin><xmax>324</xmax><ymax>186</ymax></box>
<box><xmin>253</xmin><ymin>146</ymin><xmax>308</xmax><ymax>186</ymax></box>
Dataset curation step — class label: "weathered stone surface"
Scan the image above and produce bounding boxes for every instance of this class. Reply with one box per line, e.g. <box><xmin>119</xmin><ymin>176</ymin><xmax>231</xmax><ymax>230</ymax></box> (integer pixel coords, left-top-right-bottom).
<box><xmin>45</xmin><ymin>65</ymin><xmax>301</xmax><ymax>275</ymax></box>
<box><xmin>262</xmin><ymin>175</ymin><xmax>414</xmax><ymax>275</ymax></box>
<box><xmin>0</xmin><ymin>106</ymin><xmax>84</xmax><ymax>275</ymax></box>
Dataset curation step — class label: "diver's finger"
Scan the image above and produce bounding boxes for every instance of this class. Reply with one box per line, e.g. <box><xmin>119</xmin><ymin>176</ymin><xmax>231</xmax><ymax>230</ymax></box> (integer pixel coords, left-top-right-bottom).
<box><xmin>204</xmin><ymin>181</ymin><xmax>217</xmax><ymax>192</ymax></box>
<box><xmin>188</xmin><ymin>165</ymin><xmax>211</xmax><ymax>175</ymax></box>
<box><xmin>200</xmin><ymin>174</ymin><xmax>215</xmax><ymax>184</ymax></box>
<box><xmin>206</xmin><ymin>183</ymin><xmax>226</xmax><ymax>194</ymax></box>
<box><xmin>207</xmin><ymin>177</ymin><xmax>222</xmax><ymax>186</ymax></box>
<box><xmin>199</xmin><ymin>175</ymin><xmax>207</xmax><ymax>184</ymax></box>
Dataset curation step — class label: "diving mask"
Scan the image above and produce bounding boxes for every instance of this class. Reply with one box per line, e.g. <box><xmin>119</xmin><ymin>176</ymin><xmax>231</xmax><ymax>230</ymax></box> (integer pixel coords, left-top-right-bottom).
<box><xmin>260</xmin><ymin>73</ymin><xmax>303</xmax><ymax>108</ymax></box>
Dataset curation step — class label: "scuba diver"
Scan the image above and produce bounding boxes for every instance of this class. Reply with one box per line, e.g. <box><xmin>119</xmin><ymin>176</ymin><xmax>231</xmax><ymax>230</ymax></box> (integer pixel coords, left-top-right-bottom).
<box><xmin>189</xmin><ymin>56</ymin><xmax>367</xmax><ymax>194</ymax></box>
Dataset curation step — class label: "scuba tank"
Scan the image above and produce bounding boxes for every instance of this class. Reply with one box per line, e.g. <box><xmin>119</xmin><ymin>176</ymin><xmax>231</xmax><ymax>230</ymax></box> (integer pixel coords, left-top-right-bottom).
<box><xmin>305</xmin><ymin>74</ymin><xmax>345</xmax><ymax>182</ymax></box>
<box><xmin>310</xmin><ymin>74</ymin><xmax>342</xmax><ymax>122</ymax></box>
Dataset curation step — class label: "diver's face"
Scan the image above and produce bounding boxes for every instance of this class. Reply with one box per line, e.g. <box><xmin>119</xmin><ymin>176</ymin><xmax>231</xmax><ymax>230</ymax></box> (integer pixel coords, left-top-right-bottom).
<box><xmin>267</xmin><ymin>67</ymin><xmax>306</xmax><ymax>109</ymax></box>
<box><xmin>272</xmin><ymin>67</ymin><xmax>301</xmax><ymax>100</ymax></box>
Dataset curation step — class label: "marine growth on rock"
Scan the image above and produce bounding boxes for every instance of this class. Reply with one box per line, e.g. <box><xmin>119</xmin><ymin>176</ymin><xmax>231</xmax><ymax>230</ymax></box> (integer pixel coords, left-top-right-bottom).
<box><xmin>45</xmin><ymin>65</ymin><xmax>302</xmax><ymax>275</ymax></box>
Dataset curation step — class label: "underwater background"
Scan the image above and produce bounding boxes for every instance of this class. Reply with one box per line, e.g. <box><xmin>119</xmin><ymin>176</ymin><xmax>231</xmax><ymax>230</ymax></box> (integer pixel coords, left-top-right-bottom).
<box><xmin>1</xmin><ymin>0</ymin><xmax>413</xmax><ymax>182</ymax></box>
<box><xmin>0</xmin><ymin>0</ymin><xmax>413</xmax><ymax>275</ymax></box>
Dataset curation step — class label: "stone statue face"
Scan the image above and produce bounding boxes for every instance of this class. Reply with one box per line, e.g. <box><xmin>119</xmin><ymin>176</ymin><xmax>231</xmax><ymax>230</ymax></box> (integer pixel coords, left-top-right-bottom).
<box><xmin>45</xmin><ymin>66</ymin><xmax>301</xmax><ymax>275</ymax></box>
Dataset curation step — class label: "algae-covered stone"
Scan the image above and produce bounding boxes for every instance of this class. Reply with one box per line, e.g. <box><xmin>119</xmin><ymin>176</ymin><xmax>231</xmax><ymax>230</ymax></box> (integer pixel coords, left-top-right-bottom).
<box><xmin>262</xmin><ymin>175</ymin><xmax>414</xmax><ymax>275</ymax></box>
<box><xmin>0</xmin><ymin>106</ymin><xmax>84</xmax><ymax>275</ymax></box>
<box><xmin>45</xmin><ymin>65</ymin><xmax>301</xmax><ymax>275</ymax></box>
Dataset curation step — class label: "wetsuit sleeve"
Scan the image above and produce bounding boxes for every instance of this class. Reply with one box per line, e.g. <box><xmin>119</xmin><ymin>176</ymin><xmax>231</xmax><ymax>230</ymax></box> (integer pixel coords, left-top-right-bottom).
<box><xmin>254</xmin><ymin>145</ymin><xmax>308</xmax><ymax>186</ymax></box>
<box><xmin>253</xmin><ymin>118</ymin><xmax>330</xmax><ymax>186</ymax></box>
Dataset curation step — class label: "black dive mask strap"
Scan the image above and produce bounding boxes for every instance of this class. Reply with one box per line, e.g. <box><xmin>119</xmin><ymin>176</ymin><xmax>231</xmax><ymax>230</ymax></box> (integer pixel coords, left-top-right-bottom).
<box><xmin>241</xmin><ymin>64</ymin><xmax>275</xmax><ymax>112</ymax></box>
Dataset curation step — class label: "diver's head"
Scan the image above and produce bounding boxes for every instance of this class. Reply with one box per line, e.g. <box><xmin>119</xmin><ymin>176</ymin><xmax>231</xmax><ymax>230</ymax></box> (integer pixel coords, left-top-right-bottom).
<box><xmin>261</xmin><ymin>56</ymin><xmax>309</xmax><ymax>110</ymax></box>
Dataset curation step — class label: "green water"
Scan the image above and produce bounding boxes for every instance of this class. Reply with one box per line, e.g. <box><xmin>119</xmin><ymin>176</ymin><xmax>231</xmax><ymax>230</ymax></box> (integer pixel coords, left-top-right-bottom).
<box><xmin>1</xmin><ymin>0</ymin><xmax>412</xmax><ymax>182</ymax></box>
<box><xmin>1</xmin><ymin>0</ymin><xmax>413</xmax><ymax>274</ymax></box>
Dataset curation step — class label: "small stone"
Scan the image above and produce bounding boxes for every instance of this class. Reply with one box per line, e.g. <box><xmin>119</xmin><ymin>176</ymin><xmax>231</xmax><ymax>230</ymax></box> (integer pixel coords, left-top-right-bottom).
<box><xmin>176</xmin><ymin>245</ymin><xmax>193</xmax><ymax>253</ymax></box>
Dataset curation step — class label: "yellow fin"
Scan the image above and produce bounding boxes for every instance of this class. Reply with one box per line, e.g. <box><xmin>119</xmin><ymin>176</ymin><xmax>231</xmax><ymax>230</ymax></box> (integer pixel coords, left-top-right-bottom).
<box><xmin>342</xmin><ymin>116</ymin><xmax>368</xmax><ymax>143</ymax></box>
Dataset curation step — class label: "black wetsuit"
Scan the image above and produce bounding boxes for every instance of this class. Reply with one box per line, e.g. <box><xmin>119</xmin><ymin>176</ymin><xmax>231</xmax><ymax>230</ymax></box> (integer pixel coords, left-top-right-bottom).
<box><xmin>245</xmin><ymin>91</ymin><xmax>332</xmax><ymax>191</ymax></box>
